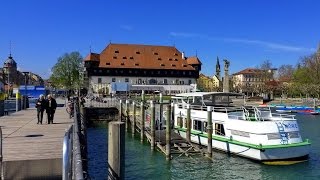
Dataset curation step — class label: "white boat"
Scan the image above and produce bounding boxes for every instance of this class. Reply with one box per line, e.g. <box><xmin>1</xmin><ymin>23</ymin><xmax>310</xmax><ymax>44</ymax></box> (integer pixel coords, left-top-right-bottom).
<box><xmin>172</xmin><ymin>92</ymin><xmax>311</xmax><ymax>164</ymax></box>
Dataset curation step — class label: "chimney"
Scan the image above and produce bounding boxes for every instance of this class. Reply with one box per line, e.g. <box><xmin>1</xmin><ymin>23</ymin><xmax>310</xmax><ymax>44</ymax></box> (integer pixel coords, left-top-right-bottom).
<box><xmin>182</xmin><ymin>52</ymin><xmax>185</xmax><ymax>59</ymax></box>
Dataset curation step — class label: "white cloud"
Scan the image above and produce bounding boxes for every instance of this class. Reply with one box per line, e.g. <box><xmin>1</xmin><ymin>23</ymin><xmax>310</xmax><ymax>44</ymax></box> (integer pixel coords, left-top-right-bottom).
<box><xmin>120</xmin><ymin>25</ymin><xmax>133</xmax><ymax>31</ymax></box>
<box><xmin>169</xmin><ymin>32</ymin><xmax>314</xmax><ymax>52</ymax></box>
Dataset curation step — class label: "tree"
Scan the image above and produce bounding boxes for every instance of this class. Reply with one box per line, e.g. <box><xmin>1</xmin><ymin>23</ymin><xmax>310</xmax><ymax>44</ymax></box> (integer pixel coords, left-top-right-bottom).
<box><xmin>49</xmin><ymin>52</ymin><xmax>83</xmax><ymax>92</ymax></box>
<box><xmin>278</xmin><ymin>64</ymin><xmax>295</xmax><ymax>81</ymax></box>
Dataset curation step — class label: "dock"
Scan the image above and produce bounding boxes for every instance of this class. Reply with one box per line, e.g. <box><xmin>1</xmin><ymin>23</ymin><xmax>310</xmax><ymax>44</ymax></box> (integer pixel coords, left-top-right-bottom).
<box><xmin>0</xmin><ymin>107</ymin><xmax>72</xmax><ymax>179</ymax></box>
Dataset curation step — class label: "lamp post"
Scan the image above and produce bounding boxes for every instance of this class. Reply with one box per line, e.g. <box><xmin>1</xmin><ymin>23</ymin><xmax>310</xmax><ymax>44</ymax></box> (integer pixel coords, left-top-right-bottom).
<box><xmin>22</xmin><ymin>72</ymin><xmax>28</xmax><ymax>108</ymax></box>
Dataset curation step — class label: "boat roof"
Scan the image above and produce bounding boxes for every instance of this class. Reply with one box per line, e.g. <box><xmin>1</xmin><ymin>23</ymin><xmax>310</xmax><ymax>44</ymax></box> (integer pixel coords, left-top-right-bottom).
<box><xmin>174</xmin><ymin>92</ymin><xmax>244</xmax><ymax>97</ymax></box>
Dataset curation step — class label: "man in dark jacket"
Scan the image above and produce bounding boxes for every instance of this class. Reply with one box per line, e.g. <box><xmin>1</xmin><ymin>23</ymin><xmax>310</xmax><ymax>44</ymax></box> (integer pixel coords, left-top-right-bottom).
<box><xmin>36</xmin><ymin>94</ymin><xmax>46</xmax><ymax>124</ymax></box>
<box><xmin>46</xmin><ymin>94</ymin><xmax>57</xmax><ymax>124</ymax></box>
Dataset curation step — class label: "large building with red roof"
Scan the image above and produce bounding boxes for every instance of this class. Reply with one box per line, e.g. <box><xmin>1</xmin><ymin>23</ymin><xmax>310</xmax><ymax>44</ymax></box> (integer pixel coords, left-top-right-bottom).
<box><xmin>84</xmin><ymin>43</ymin><xmax>201</xmax><ymax>95</ymax></box>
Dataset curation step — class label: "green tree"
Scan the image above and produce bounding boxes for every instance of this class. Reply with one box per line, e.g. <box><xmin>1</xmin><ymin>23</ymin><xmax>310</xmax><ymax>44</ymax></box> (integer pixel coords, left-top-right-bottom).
<box><xmin>49</xmin><ymin>52</ymin><xmax>83</xmax><ymax>91</ymax></box>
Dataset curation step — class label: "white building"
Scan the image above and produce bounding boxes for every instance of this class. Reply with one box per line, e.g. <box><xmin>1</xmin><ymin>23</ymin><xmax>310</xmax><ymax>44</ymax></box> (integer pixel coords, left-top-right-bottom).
<box><xmin>84</xmin><ymin>43</ymin><xmax>202</xmax><ymax>95</ymax></box>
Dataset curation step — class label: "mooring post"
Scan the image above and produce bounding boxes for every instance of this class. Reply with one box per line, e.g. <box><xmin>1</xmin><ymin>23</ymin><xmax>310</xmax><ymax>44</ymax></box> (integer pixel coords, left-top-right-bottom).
<box><xmin>171</xmin><ymin>103</ymin><xmax>175</xmax><ymax>129</ymax></box>
<box><xmin>108</xmin><ymin>122</ymin><xmax>125</xmax><ymax>180</ymax></box>
<box><xmin>159</xmin><ymin>93</ymin><xmax>163</xmax><ymax>130</ymax></box>
<box><xmin>132</xmin><ymin>102</ymin><xmax>136</xmax><ymax>136</ymax></box>
<box><xmin>166</xmin><ymin>104</ymin><xmax>171</xmax><ymax>160</ymax></box>
<box><xmin>119</xmin><ymin>100</ymin><xmax>123</xmax><ymax>122</ymax></box>
<box><xmin>186</xmin><ymin>104</ymin><xmax>191</xmax><ymax>142</ymax></box>
<box><xmin>206</xmin><ymin>106</ymin><xmax>213</xmax><ymax>158</ymax></box>
<box><xmin>16</xmin><ymin>92</ymin><xmax>20</xmax><ymax>112</ymax></box>
<box><xmin>150</xmin><ymin>100</ymin><xmax>156</xmax><ymax>151</ymax></box>
<box><xmin>140</xmin><ymin>101</ymin><xmax>145</xmax><ymax>143</ymax></box>
<box><xmin>125</xmin><ymin>100</ymin><xmax>129</xmax><ymax>132</ymax></box>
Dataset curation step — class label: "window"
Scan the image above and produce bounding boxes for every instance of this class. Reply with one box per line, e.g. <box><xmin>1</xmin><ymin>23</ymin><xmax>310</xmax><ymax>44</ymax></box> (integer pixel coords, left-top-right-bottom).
<box><xmin>177</xmin><ymin>117</ymin><xmax>183</xmax><ymax>128</ymax></box>
<box><xmin>158</xmin><ymin>58</ymin><xmax>162</xmax><ymax>60</ymax></box>
<box><xmin>189</xmin><ymin>72</ymin><xmax>192</xmax><ymax>75</ymax></box>
<box><xmin>188</xmin><ymin>80</ymin><xmax>192</xmax><ymax>84</ymax></box>
<box><xmin>183</xmin><ymin>71</ymin><xmax>186</xmax><ymax>75</ymax></box>
<box><xmin>99</xmin><ymin>70</ymin><xmax>102</xmax><ymax>73</ymax></box>
<box><xmin>121</xmin><ymin>62</ymin><xmax>124</xmax><ymax>65</ymax></box>
<box><xmin>172</xmin><ymin>64</ymin><xmax>176</xmax><ymax>67</ymax></box>
<box><xmin>143</xmin><ymin>71</ymin><xmax>146</xmax><ymax>74</ymax></box>
<box><xmin>157</xmin><ymin>71</ymin><xmax>160</xmax><ymax>74</ymax></box>
<box><xmin>169</xmin><ymin>58</ymin><xmax>172</xmax><ymax>61</ymax></box>
<box><xmin>115</xmin><ymin>50</ymin><xmax>119</xmax><ymax>53</ymax></box>
<box><xmin>129</xmin><ymin>56</ymin><xmax>134</xmax><ymax>59</ymax></box>
<box><xmin>161</xmin><ymin>64</ymin><xmax>165</xmax><ymax>67</ymax></box>
<box><xmin>183</xmin><ymin>64</ymin><xmax>187</xmax><ymax>67</ymax></box>
<box><xmin>112</xmin><ymin>78</ymin><xmax>116</xmax><ymax>82</ymax></box>
<box><xmin>174</xmin><ymin>53</ymin><xmax>178</xmax><ymax>56</ymax></box>
<box><xmin>180</xmin><ymin>81</ymin><xmax>184</xmax><ymax>85</ymax></box>
<box><xmin>136</xmin><ymin>51</ymin><xmax>140</xmax><ymax>54</ymax></box>
<box><xmin>120</xmin><ymin>70</ymin><xmax>123</xmax><ymax>73</ymax></box>
<box><xmin>129</xmin><ymin>70</ymin><xmax>132</xmax><ymax>74</ymax></box>
<box><xmin>174</xmin><ymin>58</ymin><xmax>178</xmax><ymax>61</ymax></box>
<box><xmin>98</xmin><ymin>78</ymin><xmax>102</xmax><ymax>83</ymax></box>
<box><xmin>125</xmin><ymin>78</ymin><xmax>129</xmax><ymax>82</ymax></box>
<box><xmin>138</xmin><ymin>79</ymin><xmax>142</xmax><ymax>84</ymax></box>
<box><xmin>135</xmin><ymin>63</ymin><xmax>139</xmax><ymax>66</ymax></box>
<box><xmin>94</xmin><ymin>70</ymin><xmax>97</xmax><ymax>73</ymax></box>
<box><xmin>106</xmin><ymin>63</ymin><xmax>110</xmax><ymax>65</ymax></box>
<box><xmin>123</xmin><ymin>56</ymin><xmax>127</xmax><ymax>59</ymax></box>
<box><xmin>113</xmin><ymin>56</ymin><xmax>117</xmax><ymax>59</ymax></box>
<box><xmin>215</xmin><ymin>123</ymin><xmax>225</xmax><ymax>136</ymax></box>
<box><xmin>193</xmin><ymin>120</ymin><xmax>203</xmax><ymax>131</ymax></box>
<box><xmin>154</xmin><ymin>52</ymin><xmax>158</xmax><ymax>55</ymax></box>
<box><xmin>164</xmin><ymin>79</ymin><xmax>167</xmax><ymax>84</ymax></box>
<box><xmin>106</xmin><ymin>70</ymin><xmax>110</xmax><ymax>73</ymax></box>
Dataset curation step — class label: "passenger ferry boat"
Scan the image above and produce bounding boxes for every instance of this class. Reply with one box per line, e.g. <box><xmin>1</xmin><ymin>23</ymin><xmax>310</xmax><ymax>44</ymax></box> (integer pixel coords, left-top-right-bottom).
<box><xmin>172</xmin><ymin>92</ymin><xmax>311</xmax><ymax>164</ymax></box>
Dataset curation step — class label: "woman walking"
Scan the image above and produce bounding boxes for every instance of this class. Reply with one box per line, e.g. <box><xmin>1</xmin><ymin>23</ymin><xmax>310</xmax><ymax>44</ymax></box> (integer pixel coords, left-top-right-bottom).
<box><xmin>36</xmin><ymin>94</ymin><xmax>46</xmax><ymax>124</ymax></box>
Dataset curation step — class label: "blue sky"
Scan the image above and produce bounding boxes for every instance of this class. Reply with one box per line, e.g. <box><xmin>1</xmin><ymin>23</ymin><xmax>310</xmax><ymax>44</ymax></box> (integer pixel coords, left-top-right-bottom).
<box><xmin>0</xmin><ymin>0</ymin><xmax>319</xmax><ymax>79</ymax></box>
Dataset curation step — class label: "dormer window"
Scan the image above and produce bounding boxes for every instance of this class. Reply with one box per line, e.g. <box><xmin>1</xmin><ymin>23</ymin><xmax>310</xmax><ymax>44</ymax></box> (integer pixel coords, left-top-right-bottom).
<box><xmin>135</xmin><ymin>63</ymin><xmax>139</xmax><ymax>66</ymax></box>
<box><xmin>158</xmin><ymin>58</ymin><xmax>162</xmax><ymax>60</ymax></box>
<box><xmin>123</xmin><ymin>56</ymin><xmax>127</xmax><ymax>59</ymax></box>
<box><xmin>160</xmin><ymin>64</ymin><xmax>165</xmax><ymax>67</ymax></box>
<box><xmin>113</xmin><ymin>56</ymin><xmax>117</xmax><ymax>59</ymax></box>
<box><xmin>129</xmin><ymin>56</ymin><xmax>134</xmax><ymax>59</ymax></box>
<box><xmin>106</xmin><ymin>63</ymin><xmax>111</xmax><ymax>65</ymax></box>
<box><xmin>121</xmin><ymin>62</ymin><xmax>124</xmax><ymax>65</ymax></box>
<box><xmin>172</xmin><ymin>64</ymin><xmax>176</xmax><ymax>67</ymax></box>
<box><xmin>183</xmin><ymin>64</ymin><xmax>187</xmax><ymax>67</ymax></box>
<box><xmin>169</xmin><ymin>58</ymin><xmax>172</xmax><ymax>61</ymax></box>
<box><xmin>115</xmin><ymin>50</ymin><xmax>119</xmax><ymax>53</ymax></box>
<box><xmin>136</xmin><ymin>51</ymin><xmax>140</xmax><ymax>54</ymax></box>
<box><xmin>154</xmin><ymin>52</ymin><xmax>158</xmax><ymax>55</ymax></box>
<box><xmin>174</xmin><ymin>58</ymin><xmax>178</xmax><ymax>61</ymax></box>
<box><xmin>174</xmin><ymin>53</ymin><xmax>178</xmax><ymax>56</ymax></box>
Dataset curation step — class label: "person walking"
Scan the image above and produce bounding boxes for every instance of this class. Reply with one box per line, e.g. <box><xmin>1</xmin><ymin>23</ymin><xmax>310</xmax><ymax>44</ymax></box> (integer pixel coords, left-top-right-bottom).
<box><xmin>46</xmin><ymin>94</ymin><xmax>57</xmax><ymax>124</ymax></box>
<box><xmin>36</xmin><ymin>94</ymin><xmax>46</xmax><ymax>124</ymax></box>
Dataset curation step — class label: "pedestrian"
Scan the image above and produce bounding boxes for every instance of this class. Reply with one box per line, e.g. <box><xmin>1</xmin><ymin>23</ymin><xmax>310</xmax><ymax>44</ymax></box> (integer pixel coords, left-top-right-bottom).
<box><xmin>36</xmin><ymin>94</ymin><xmax>46</xmax><ymax>124</ymax></box>
<box><xmin>46</xmin><ymin>94</ymin><xmax>57</xmax><ymax>124</ymax></box>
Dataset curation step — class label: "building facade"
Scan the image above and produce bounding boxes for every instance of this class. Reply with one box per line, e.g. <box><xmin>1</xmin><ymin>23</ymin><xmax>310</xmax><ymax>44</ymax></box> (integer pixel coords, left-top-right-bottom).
<box><xmin>84</xmin><ymin>43</ymin><xmax>201</xmax><ymax>95</ymax></box>
<box><xmin>232</xmin><ymin>68</ymin><xmax>277</xmax><ymax>96</ymax></box>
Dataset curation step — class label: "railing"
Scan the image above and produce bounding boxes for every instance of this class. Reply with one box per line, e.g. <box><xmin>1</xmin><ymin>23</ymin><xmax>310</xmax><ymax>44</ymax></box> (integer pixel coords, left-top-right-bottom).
<box><xmin>63</xmin><ymin>100</ymin><xmax>86</xmax><ymax>180</ymax></box>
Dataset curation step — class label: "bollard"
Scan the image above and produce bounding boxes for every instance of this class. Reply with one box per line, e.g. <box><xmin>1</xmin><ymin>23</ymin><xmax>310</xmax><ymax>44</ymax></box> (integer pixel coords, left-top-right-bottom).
<box><xmin>119</xmin><ymin>100</ymin><xmax>123</xmax><ymax>122</ymax></box>
<box><xmin>186</xmin><ymin>104</ymin><xmax>191</xmax><ymax>142</ymax></box>
<box><xmin>132</xmin><ymin>102</ymin><xmax>136</xmax><ymax>136</ymax></box>
<box><xmin>166</xmin><ymin>104</ymin><xmax>171</xmax><ymax>160</ymax></box>
<box><xmin>140</xmin><ymin>101</ymin><xmax>145</xmax><ymax>143</ymax></box>
<box><xmin>16</xmin><ymin>92</ymin><xmax>21</xmax><ymax>112</ymax></box>
<box><xmin>150</xmin><ymin>101</ymin><xmax>156</xmax><ymax>151</ymax></box>
<box><xmin>125</xmin><ymin>100</ymin><xmax>129</xmax><ymax>132</ymax></box>
<box><xmin>206</xmin><ymin>106</ymin><xmax>213</xmax><ymax>158</ymax></box>
<box><xmin>141</xmin><ymin>90</ymin><xmax>145</xmax><ymax>102</ymax></box>
<box><xmin>108</xmin><ymin>122</ymin><xmax>125</xmax><ymax>180</ymax></box>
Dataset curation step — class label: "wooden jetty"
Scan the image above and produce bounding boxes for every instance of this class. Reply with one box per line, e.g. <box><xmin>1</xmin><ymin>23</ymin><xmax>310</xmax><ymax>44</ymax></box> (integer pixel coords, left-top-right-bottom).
<box><xmin>0</xmin><ymin>107</ymin><xmax>72</xmax><ymax>179</ymax></box>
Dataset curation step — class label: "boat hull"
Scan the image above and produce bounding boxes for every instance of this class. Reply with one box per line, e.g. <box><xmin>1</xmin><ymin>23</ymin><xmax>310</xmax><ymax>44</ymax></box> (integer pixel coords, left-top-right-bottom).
<box><xmin>175</xmin><ymin>129</ymin><xmax>310</xmax><ymax>162</ymax></box>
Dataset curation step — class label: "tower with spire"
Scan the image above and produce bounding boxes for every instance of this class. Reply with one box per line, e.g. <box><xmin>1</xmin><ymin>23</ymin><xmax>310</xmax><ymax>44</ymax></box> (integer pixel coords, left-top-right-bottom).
<box><xmin>216</xmin><ymin>56</ymin><xmax>221</xmax><ymax>80</ymax></box>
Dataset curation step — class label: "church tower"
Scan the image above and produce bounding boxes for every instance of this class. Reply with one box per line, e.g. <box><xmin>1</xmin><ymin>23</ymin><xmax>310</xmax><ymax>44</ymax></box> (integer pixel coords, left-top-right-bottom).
<box><xmin>216</xmin><ymin>56</ymin><xmax>221</xmax><ymax>80</ymax></box>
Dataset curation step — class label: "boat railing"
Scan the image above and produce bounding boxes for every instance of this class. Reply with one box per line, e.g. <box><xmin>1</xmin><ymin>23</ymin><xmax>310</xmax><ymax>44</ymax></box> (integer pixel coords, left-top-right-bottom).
<box><xmin>271</xmin><ymin>113</ymin><xmax>296</xmax><ymax>120</ymax></box>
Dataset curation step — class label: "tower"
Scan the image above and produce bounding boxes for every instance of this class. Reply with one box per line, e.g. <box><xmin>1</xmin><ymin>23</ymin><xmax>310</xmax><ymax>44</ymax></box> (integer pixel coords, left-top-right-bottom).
<box><xmin>223</xmin><ymin>59</ymin><xmax>230</xmax><ymax>92</ymax></box>
<box><xmin>216</xmin><ymin>56</ymin><xmax>221</xmax><ymax>80</ymax></box>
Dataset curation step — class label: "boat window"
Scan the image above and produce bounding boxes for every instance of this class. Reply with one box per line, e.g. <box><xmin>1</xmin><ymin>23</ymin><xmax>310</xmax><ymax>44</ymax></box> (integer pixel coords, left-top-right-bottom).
<box><xmin>215</xmin><ymin>123</ymin><xmax>225</xmax><ymax>136</ymax></box>
<box><xmin>203</xmin><ymin>122</ymin><xmax>208</xmax><ymax>132</ymax></box>
<box><xmin>177</xmin><ymin>117</ymin><xmax>183</xmax><ymax>128</ymax></box>
<box><xmin>193</xmin><ymin>120</ymin><xmax>203</xmax><ymax>131</ymax></box>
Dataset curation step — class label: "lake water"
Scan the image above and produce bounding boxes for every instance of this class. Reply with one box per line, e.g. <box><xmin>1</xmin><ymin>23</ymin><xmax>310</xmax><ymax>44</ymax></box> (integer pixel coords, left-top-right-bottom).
<box><xmin>87</xmin><ymin>114</ymin><xmax>320</xmax><ymax>180</ymax></box>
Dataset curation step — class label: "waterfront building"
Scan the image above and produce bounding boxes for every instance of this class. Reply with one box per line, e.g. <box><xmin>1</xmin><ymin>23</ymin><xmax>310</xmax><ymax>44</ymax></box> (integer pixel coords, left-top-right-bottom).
<box><xmin>232</xmin><ymin>68</ymin><xmax>277</xmax><ymax>96</ymax></box>
<box><xmin>1</xmin><ymin>53</ymin><xmax>44</xmax><ymax>95</ymax></box>
<box><xmin>197</xmin><ymin>74</ymin><xmax>220</xmax><ymax>92</ymax></box>
<box><xmin>84</xmin><ymin>43</ymin><xmax>202</xmax><ymax>95</ymax></box>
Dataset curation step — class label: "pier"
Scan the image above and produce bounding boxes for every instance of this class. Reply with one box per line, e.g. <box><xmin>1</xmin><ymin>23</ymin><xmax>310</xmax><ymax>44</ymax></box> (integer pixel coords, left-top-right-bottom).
<box><xmin>0</xmin><ymin>107</ymin><xmax>72</xmax><ymax>179</ymax></box>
